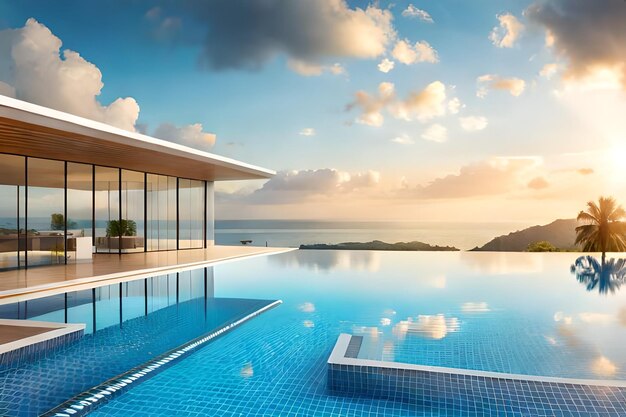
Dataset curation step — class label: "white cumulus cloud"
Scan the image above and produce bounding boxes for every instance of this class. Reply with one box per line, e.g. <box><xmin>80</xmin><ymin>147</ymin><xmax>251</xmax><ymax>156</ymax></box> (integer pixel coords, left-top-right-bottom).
<box><xmin>287</xmin><ymin>59</ymin><xmax>345</xmax><ymax>76</ymax></box>
<box><xmin>0</xmin><ymin>18</ymin><xmax>139</xmax><ymax>131</ymax></box>
<box><xmin>299</xmin><ymin>128</ymin><xmax>316</xmax><ymax>136</ymax></box>
<box><xmin>154</xmin><ymin>123</ymin><xmax>216</xmax><ymax>151</ymax></box>
<box><xmin>349</xmin><ymin>81</ymin><xmax>448</xmax><ymax>126</ymax></box>
<box><xmin>459</xmin><ymin>116</ymin><xmax>488</xmax><ymax>131</ymax></box>
<box><xmin>539</xmin><ymin>63</ymin><xmax>559</xmax><ymax>79</ymax></box>
<box><xmin>377</xmin><ymin>58</ymin><xmax>395</xmax><ymax>73</ymax></box>
<box><xmin>421</xmin><ymin>124</ymin><xmax>447</xmax><ymax>143</ymax></box>
<box><xmin>0</xmin><ymin>19</ymin><xmax>217</xmax><ymax>151</ymax></box>
<box><xmin>391</xmin><ymin>134</ymin><xmax>415</xmax><ymax>145</ymax></box>
<box><xmin>489</xmin><ymin>13</ymin><xmax>524</xmax><ymax>48</ymax></box>
<box><xmin>401</xmin><ymin>5</ymin><xmax>434</xmax><ymax>23</ymax></box>
<box><xmin>477</xmin><ymin>74</ymin><xmax>526</xmax><ymax>97</ymax></box>
<box><xmin>392</xmin><ymin>39</ymin><xmax>439</xmax><ymax>65</ymax></box>
<box><xmin>447</xmin><ymin>97</ymin><xmax>462</xmax><ymax>114</ymax></box>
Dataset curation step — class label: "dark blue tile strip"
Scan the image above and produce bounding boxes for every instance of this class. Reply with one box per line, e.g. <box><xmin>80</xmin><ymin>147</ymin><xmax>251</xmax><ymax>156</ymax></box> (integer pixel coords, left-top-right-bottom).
<box><xmin>344</xmin><ymin>335</ymin><xmax>362</xmax><ymax>359</ymax></box>
<box><xmin>39</xmin><ymin>300</ymin><xmax>282</xmax><ymax>417</ymax></box>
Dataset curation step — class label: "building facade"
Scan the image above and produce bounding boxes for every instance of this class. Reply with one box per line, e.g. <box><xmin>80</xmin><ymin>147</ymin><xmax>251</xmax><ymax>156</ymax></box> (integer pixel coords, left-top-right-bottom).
<box><xmin>0</xmin><ymin>96</ymin><xmax>273</xmax><ymax>272</ymax></box>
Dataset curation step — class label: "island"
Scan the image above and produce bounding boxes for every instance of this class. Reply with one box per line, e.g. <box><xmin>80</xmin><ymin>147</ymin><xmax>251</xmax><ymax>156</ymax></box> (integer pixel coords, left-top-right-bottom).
<box><xmin>299</xmin><ymin>240</ymin><xmax>459</xmax><ymax>251</ymax></box>
<box><xmin>471</xmin><ymin>219</ymin><xmax>578</xmax><ymax>251</ymax></box>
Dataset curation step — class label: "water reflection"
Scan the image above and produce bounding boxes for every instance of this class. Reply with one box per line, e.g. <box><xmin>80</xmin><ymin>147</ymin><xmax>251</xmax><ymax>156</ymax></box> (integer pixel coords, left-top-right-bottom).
<box><xmin>571</xmin><ymin>256</ymin><xmax>626</xmax><ymax>294</ymax></box>
<box><xmin>392</xmin><ymin>314</ymin><xmax>460</xmax><ymax>340</ymax></box>
<box><xmin>269</xmin><ymin>249</ymin><xmax>381</xmax><ymax>272</ymax></box>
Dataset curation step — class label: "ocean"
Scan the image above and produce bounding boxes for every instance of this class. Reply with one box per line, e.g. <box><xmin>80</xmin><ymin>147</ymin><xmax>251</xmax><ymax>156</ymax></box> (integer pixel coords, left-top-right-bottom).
<box><xmin>1</xmin><ymin>217</ymin><xmax>531</xmax><ymax>251</ymax></box>
<box><xmin>214</xmin><ymin>220</ymin><xmax>531</xmax><ymax>250</ymax></box>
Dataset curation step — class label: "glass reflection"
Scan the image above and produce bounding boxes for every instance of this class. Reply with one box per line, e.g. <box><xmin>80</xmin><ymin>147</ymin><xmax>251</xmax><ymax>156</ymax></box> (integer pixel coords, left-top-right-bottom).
<box><xmin>146</xmin><ymin>174</ymin><xmax>176</xmax><ymax>251</ymax></box>
<box><xmin>179</xmin><ymin>179</ymin><xmax>204</xmax><ymax>249</ymax></box>
<box><xmin>570</xmin><ymin>256</ymin><xmax>626</xmax><ymax>294</ymax></box>
<box><xmin>27</xmin><ymin>158</ymin><xmax>65</xmax><ymax>267</ymax></box>
<box><xmin>121</xmin><ymin>170</ymin><xmax>145</xmax><ymax>253</ymax></box>
<box><xmin>0</xmin><ymin>154</ymin><xmax>25</xmax><ymax>271</ymax></box>
<box><xmin>67</xmin><ymin>163</ymin><xmax>93</xmax><ymax>262</ymax></box>
<box><xmin>95</xmin><ymin>166</ymin><xmax>120</xmax><ymax>253</ymax></box>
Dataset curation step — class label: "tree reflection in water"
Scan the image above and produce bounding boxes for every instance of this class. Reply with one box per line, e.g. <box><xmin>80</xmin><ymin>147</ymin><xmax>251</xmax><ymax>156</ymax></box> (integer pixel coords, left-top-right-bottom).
<box><xmin>570</xmin><ymin>256</ymin><xmax>626</xmax><ymax>295</ymax></box>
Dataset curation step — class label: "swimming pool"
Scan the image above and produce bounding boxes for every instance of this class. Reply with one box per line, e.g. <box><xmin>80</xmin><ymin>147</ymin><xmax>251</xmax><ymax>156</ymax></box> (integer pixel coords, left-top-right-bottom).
<box><xmin>93</xmin><ymin>251</ymin><xmax>626</xmax><ymax>415</ymax></box>
<box><xmin>4</xmin><ymin>250</ymin><xmax>626</xmax><ymax>416</ymax></box>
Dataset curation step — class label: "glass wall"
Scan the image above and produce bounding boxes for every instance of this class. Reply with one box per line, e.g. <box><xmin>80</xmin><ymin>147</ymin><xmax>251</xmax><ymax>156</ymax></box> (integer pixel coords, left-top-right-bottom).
<box><xmin>95</xmin><ymin>167</ymin><xmax>120</xmax><ymax>253</ymax></box>
<box><xmin>67</xmin><ymin>163</ymin><xmax>93</xmax><ymax>262</ymax></box>
<box><xmin>0</xmin><ymin>153</ymin><xmax>216</xmax><ymax>271</ymax></box>
<box><xmin>27</xmin><ymin>158</ymin><xmax>65</xmax><ymax>267</ymax></box>
<box><xmin>179</xmin><ymin>179</ymin><xmax>204</xmax><ymax>249</ymax></box>
<box><xmin>146</xmin><ymin>174</ymin><xmax>177</xmax><ymax>251</ymax></box>
<box><xmin>206</xmin><ymin>181</ymin><xmax>215</xmax><ymax>246</ymax></box>
<box><xmin>121</xmin><ymin>170</ymin><xmax>145</xmax><ymax>253</ymax></box>
<box><xmin>0</xmin><ymin>155</ymin><xmax>25</xmax><ymax>270</ymax></box>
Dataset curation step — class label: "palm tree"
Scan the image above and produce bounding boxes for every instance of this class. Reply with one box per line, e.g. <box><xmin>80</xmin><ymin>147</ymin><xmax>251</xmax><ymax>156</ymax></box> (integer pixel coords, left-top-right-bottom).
<box><xmin>575</xmin><ymin>196</ymin><xmax>626</xmax><ymax>264</ymax></box>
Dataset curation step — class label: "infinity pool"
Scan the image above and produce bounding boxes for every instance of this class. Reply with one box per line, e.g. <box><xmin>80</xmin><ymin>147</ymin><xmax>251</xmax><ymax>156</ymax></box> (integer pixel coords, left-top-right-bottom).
<box><xmin>82</xmin><ymin>250</ymin><xmax>626</xmax><ymax>416</ymax></box>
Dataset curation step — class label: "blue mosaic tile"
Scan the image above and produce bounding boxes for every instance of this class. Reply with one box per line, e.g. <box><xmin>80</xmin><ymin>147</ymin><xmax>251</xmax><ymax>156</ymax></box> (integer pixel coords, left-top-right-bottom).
<box><xmin>0</xmin><ymin>295</ymin><xmax>275</xmax><ymax>417</ymax></box>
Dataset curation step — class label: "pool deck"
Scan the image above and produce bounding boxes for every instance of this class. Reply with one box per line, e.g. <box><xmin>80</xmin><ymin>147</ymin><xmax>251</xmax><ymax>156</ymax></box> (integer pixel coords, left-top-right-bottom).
<box><xmin>0</xmin><ymin>245</ymin><xmax>295</xmax><ymax>305</ymax></box>
<box><xmin>0</xmin><ymin>319</ymin><xmax>85</xmax><ymax>358</ymax></box>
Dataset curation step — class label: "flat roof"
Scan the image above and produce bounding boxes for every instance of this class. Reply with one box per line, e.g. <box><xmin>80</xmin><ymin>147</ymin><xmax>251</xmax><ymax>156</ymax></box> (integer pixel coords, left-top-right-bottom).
<box><xmin>0</xmin><ymin>95</ymin><xmax>274</xmax><ymax>181</ymax></box>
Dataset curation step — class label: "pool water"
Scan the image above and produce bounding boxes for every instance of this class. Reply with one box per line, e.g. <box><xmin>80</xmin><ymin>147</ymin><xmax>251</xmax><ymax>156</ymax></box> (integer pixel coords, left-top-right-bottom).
<box><xmin>86</xmin><ymin>250</ymin><xmax>626</xmax><ymax>416</ymax></box>
<box><xmin>0</xmin><ymin>289</ymin><xmax>275</xmax><ymax>416</ymax></box>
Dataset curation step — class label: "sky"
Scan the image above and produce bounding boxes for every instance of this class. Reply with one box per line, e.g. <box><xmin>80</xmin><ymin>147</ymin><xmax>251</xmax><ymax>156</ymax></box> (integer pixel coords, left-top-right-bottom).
<box><xmin>1</xmin><ymin>0</ymin><xmax>625</xmax><ymax>223</ymax></box>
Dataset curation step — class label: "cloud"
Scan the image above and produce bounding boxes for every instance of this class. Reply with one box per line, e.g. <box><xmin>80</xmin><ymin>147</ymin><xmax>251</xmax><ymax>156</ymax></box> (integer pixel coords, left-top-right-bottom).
<box><xmin>389</xmin><ymin>81</ymin><xmax>447</xmax><ymax>122</ymax></box>
<box><xmin>145</xmin><ymin>7</ymin><xmax>183</xmax><ymax>42</ymax></box>
<box><xmin>477</xmin><ymin>74</ymin><xmax>526</xmax><ymax>97</ymax></box>
<box><xmin>527</xmin><ymin>176</ymin><xmax>549</xmax><ymax>190</ymax></box>
<box><xmin>377</xmin><ymin>58</ymin><xmax>395</xmax><ymax>73</ymax></box>
<box><xmin>0</xmin><ymin>19</ymin><xmax>217</xmax><ymax>151</ymax></box>
<box><xmin>447</xmin><ymin>97</ymin><xmax>462</xmax><ymax>114</ymax></box>
<box><xmin>526</xmin><ymin>0</ymin><xmax>626</xmax><ymax>89</ymax></box>
<box><xmin>391</xmin><ymin>39</ymin><xmax>439</xmax><ymax>65</ymax></box>
<box><xmin>489</xmin><ymin>13</ymin><xmax>524</xmax><ymax>48</ymax></box>
<box><xmin>578</xmin><ymin>168</ymin><xmax>594</xmax><ymax>175</ymax></box>
<box><xmin>154</xmin><ymin>123</ymin><xmax>216</xmax><ymax>150</ymax></box>
<box><xmin>0</xmin><ymin>18</ymin><xmax>140</xmax><ymax>131</ymax></box>
<box><xmin>421</xmin><ymin>124</ymin><xmax>447</xmax><ymax>143</ymax></box>
<box><xmin>391</xmin><ymin>134</ymin><xmax>415</xmax><ymax>145</ymax></box>
<box><xmin>349</xmin><ymin>81</ymin><xmax>448</xmax><ymax>127</ymax></box>
<box><xmin>412</xmin><ymin>157</ymin><xmax>539</xmax><ymax>199</ymax></box>
<box><xmin>287</xmin><ymin>59</ymin><xmax>345</xmax><ymax>76</ymax></box>
<box><xmin>299</xmin><ymin>128</ymin><xmax>316</xmax><ymax>136</ymax></box>
<box><xmin>539</xmin><ymin>63</ymin><xmax>559</xmax><ymax>79</ymax></box>
<box><xmin>222</xmin><ymin>168</ymin><xmax>381</xmax><ymax>204</ymax></box>
<box><xmin>401</xmin><ymin>5</ymin><xmax>434</xmax><ymax>23</ymax></box>
<box><xmin>187</xmin><ymin>0</ymin><xmax>395</xmax><ymax>71</ymax></box>
<box><xmin>459</xmin><ymin>116</ymin><xmax>488</xmax><ymax>131</ymax></box>
<box><xmin>348</xmin><ymin>81</ymin><xmax>395</xmax><ymax>127</ymax></box>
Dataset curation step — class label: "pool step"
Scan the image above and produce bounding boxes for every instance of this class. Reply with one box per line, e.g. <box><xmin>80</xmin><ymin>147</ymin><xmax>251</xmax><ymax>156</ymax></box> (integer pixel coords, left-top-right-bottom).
<box><xmin>327</xmin><ymin>333</ymin><xmax>626</xmax><ymax>415</ymax></box>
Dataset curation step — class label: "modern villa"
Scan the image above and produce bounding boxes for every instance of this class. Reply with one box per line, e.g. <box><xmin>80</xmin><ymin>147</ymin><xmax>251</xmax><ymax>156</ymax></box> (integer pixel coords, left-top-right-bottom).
<box><xmin>0</xmin><ymin>94</ymin><xmax>279</xmax><ymax>271</ymax></box>
<box><xmin>2</xmin><ymin>94</ymin><xmax>626</xmax><ymax>417</ymax></box>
